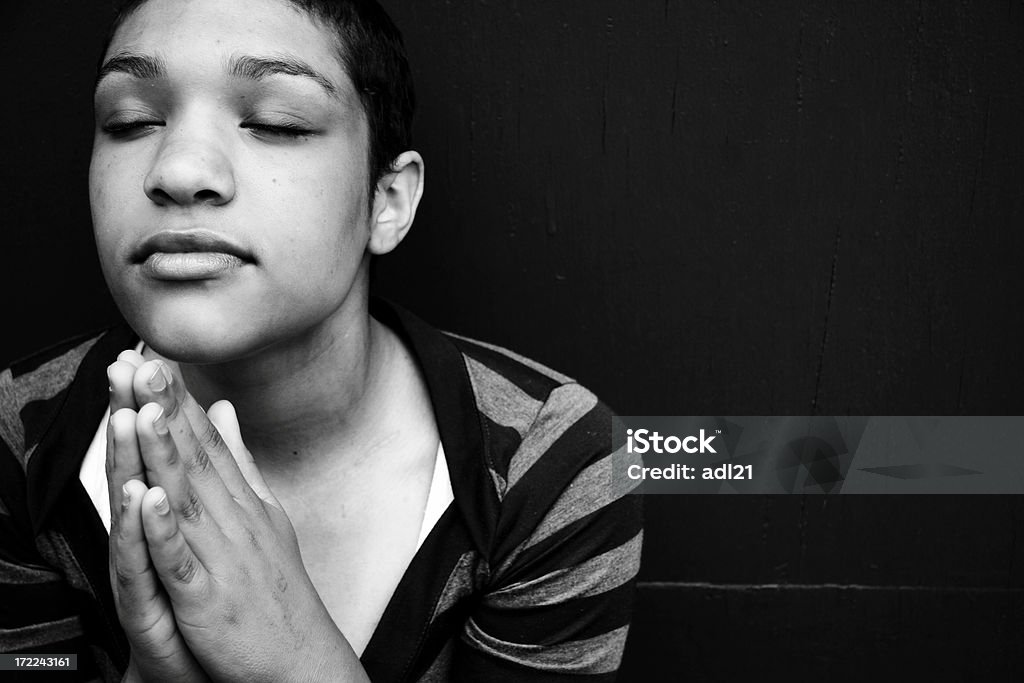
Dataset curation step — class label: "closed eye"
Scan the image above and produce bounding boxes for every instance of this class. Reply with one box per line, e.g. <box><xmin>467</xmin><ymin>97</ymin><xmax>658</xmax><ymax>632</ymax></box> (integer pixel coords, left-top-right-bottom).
<box><xmin>241</xmin><ymin>121</ymin><xmax>314</xmax><ymax>139</ymax></box>
<box><xmin>102</xmin><ymin>119</ymin><xmax>164</xmax><ymax>137</ymax></box>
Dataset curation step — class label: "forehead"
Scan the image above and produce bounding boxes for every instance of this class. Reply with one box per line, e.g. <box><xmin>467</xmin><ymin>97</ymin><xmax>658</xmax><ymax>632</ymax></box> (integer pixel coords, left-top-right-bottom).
<box><xmin>107</xmin><ymin>0</ymin><xmax>346</xmax><ymax>86</ymax></box>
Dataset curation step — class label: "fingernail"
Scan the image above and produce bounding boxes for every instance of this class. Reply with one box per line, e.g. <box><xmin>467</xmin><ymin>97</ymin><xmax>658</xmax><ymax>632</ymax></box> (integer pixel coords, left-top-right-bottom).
<box><xmin>160</xmin><ymin>363</ymin><xmax>174</xmax><ymax>388</ymax></box>
<box><xmin>152</xmin><ymin>406</ymin><xmax>168</xmax><ymax>436</ymax></box>
<box><xmin>148</xmin><ymin>362</ymin><xmax>171</xmax><ymax>393</ymax></box>
<box><xmin>154</xmin><ymin>492</ymin><xmax>170</xmax><ymax>515</ymax></box>
<box><xmin>121</xmin><ymin>484</ymin><xmax>131</xmax><ymax>510</ymax></box>
<box><xmin>107</xmin><ymin>424</ymin><xmax>117</xmax><ymax>468</ymax></box>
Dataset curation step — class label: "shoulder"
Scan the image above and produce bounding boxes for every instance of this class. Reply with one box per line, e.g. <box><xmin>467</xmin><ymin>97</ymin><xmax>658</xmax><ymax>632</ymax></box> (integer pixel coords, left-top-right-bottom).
<box><xmin>0</xmin><ymin>330</ymin><xmax>113</xmax><ymax>575</ymax></box>
<box><xmin>432</xmin><ymin>335</ymin><xmax>642</xmax><ymax>679</ymax></box>
<box><xmin>0</xmin><ymin>331</ymin><xmax>108</xmax><ymax>462</ymax></box>
<box><xmin>440</xmin><ymin>332</ymin><xmax>638</xmax><ymax>565</ymax></box>
<box><xmin>1</xmin><ymin>324</ymin><xmax>138</xmax><ymax>467</ymax></box>
<box><xmin>443</xmin><ymin>330</ymin><xmax>614</xmax><ymax>498</ymax></box>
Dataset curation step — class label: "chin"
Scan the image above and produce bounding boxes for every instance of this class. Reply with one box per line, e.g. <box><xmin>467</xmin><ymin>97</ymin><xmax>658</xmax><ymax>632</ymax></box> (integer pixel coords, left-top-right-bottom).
<box><xmin>122</xmin><ymin>297</ymin><xmax>272</xmax><ymax>365</ymax></box>
<box><xmin>143</xmin><ymin>329</ymin><xmax>254</xmax><ymax>365</ymax></box>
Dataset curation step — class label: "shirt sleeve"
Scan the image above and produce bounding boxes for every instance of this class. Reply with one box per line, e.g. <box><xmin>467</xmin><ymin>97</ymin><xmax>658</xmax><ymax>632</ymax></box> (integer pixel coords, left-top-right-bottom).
<box><xmin>2</xmin><ymin>428</ymin><xmax>112</xmax><ymax>683</ymax></box>
<box><xmin>453</xmin><ymin>395</ymin><xmax>644</xmax><ymax>682</ymax></box>
<box><xmin>0</xmin><ymin>443</ymin><xmax>88</xmax><ymax>656</ymax></box>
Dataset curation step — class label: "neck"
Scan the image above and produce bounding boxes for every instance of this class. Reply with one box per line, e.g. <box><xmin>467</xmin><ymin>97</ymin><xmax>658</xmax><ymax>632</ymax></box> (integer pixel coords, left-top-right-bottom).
<box><xmin>156</xmin><ymin>296</ymin><xmax>397</xmax><ymax>474</ymax></box>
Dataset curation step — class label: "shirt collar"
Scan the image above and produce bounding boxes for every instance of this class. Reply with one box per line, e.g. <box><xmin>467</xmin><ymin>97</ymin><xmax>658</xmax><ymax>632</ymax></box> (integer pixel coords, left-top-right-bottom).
<box><xmin>30</xmin><ymin>299</ymin><xmax>496</xmax><ymax>554</ymax></box>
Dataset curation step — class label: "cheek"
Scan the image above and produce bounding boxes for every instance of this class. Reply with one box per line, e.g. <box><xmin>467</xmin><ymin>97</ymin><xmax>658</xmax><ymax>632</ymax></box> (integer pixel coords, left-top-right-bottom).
<box><xmin>90</xmin><ymin>203</ymin><xmax>130</xmax><ymax>269</ymax></box>
<box><xmin>90</xmin><ymin>149</ymin><xmax>135</xmax><ymax>228</ymax></box>
<box><xmin>260</xmin><ymin>183</ymin><xmax>369</xmax><ymax>301</ymax></box>
<box><xmin>89</xmin><ymin>166</ymin><xmax>118</xmax><ymax>263</ymax></box>
<box><xmin>277</xmin><ymin>213</ymin><xmax>362</xmax><ymax>286</ymax></box>
<box><xmin>88</xmin><ymin>154</ymin><xmax>108</xmax><ymax>222</ymax></box>
<box><xmin>275</xmin><ymin>166</ymin><xmax>369</xmax><ymax>247</ymax></box>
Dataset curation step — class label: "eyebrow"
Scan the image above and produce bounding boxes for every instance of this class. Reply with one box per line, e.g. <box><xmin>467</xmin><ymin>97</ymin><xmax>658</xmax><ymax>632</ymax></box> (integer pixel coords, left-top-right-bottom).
<box><xmin>95</xmin><ymin>52</ymin><xmax>165</xmax><ymax>88</ymax></box>
<box><xmin>95</xmin><ymin>51</ymin><xmax>339</xmax><ymax>99</ymax></box>
<box><xmin>229</xmin><ymin>55</ymin><xmax>339</xmax><ymax>99</ymax></box>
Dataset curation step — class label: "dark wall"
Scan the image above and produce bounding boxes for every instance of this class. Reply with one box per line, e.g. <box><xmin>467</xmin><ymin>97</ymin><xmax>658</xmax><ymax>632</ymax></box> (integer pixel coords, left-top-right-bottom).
<box><xmin>3</xmin><ymin>1</ymin><xmax>1023</xmax><ymax>680</ymax></box>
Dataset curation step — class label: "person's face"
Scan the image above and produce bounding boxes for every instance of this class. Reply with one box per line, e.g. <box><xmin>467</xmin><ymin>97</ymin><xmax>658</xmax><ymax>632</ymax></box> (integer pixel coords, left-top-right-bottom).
<box><xmin>91</xmin><ymin>0</ymin><xmax>374</xmax><ymax>363</ymax></box>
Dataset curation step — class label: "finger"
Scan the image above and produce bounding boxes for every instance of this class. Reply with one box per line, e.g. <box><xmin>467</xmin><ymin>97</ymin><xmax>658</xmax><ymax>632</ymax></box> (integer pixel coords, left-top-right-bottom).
<box><xmin>208</xmin><ymin>400</ymin><xmax>281</xmax><ymax>510</ymax></box>
<box><xmin>141</xmin><ymin>486</ymin><xmax>210</xmax><ymax>608</ymax></box>
<box><xmin>136</xmin><ymin>402</ymin><xmax>226</xmax><ymax>550</ymax></box>
<box><xmin>108</xmin><ymin>360</ymin><xmax>140</xmax><ymax>414</ymax></box>
<box><xmin>133</xmin><ymin>361</ymin><xmax>248</xmax><ymax>505</ymax></box>
<box><xmin>111</xmin><ymin>480</ymin><xmax>170</xmax><ymax>624</ymax></box>
<box><xmin>107</xmin><ymin>408</ymin><xmax>144</xmax><ymax>531</ymax></box>
<box><xmin>117</xmin><ymin>480</ymin><xmax>209</xmax><ymax>683</ymax></box>
<box><xmin>117</xmin><ymin>348</ymin><xmax>146</xmax><ymax>368</ymax></box>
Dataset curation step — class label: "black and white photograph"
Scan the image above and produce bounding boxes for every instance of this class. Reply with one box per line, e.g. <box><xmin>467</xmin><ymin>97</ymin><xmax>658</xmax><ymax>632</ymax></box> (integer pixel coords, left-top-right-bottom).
<box><xmin>1</xmin><ymin>1</ymin><xmax>1022</xmax><ymax>680</ymax></box>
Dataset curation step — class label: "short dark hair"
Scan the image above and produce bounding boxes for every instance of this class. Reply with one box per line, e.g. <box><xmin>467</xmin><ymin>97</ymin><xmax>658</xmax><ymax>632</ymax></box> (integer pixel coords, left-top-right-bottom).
<box><xmin>101</xmin><ymin>0</ymin><xmax>415</xmax><ymax>196</ymax></box>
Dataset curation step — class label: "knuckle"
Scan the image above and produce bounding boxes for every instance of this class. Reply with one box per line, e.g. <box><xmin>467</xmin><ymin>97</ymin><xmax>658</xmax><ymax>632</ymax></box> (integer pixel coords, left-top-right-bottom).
<box><xmin>245</xmin><ymin>527</ymin><xmax>261</xmax><ymax>552</ymax></box>
<box><xmin>176</xmin><ymin>488</ymin><xmax>205</xmax><ymax>525</ymax></box>
<box><xmin>247</xmin><ymin>495</ymin><xmax>271</xmax><ymax>520</ymax></box>
<box><xmin>198</xmin><ymin>420</ymin><xmax>226</xmax><ymax>452</ymax></box>
<box><xmin>161</xmin><ymin>442</ymin><xmax>180</xmax><ymax>467</ymax></box>
<box><xmin>116</xmin><ymin>519</ymin><xmax>134</xmax><ymax>544</ymax></box>
<box><xmin>169</xmin><ymin>552</ymin><xmax>200</xmax><ymax>584</ymax></box>
<box><xmin>159</xmin><ymin>524</ymin><xmax>179</xmax><ymax>544</ymax></box>
<box><xmin>184</xmin><ymin>442</ymin><xmax>214</xmax><ymax>477</ymax></box>
<box><xmin>131</xmin><ymin>614</ymin><xmax>173</xmax><ymax>649</ymax></box>
<box><xmin>114</xmin><ymin>564</ymin><xmax>137</xmax><ymax>591</ymax></box>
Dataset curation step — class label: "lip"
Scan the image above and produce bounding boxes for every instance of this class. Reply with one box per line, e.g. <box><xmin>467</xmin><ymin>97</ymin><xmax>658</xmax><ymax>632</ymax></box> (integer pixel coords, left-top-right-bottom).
<box><xmin>133</xmin><ymin>229</ymin><xmax>255</xmax><ymax>281</ymax></box>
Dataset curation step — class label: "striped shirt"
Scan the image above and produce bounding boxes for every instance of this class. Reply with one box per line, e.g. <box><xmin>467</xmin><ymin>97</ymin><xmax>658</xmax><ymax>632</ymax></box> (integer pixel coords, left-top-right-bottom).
<box><xmin>0</xmin><ymin>299</ymin><xmax>642</xmax><ymax>681</ymax></box>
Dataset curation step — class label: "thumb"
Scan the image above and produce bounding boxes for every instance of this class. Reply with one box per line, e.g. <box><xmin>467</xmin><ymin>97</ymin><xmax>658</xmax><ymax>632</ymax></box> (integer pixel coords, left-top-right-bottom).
<box><xmin>207</xmin><ymin>400</ymin><xmax>282</xmax><ymax>510</ymax></box>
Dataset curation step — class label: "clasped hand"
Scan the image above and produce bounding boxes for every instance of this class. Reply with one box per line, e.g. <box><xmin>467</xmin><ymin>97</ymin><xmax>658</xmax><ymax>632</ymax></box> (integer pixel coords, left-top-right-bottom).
<box><xmin>105</xmin><ymin>350</ymin><xmax>355</xmax><ymax>682</ymax></box>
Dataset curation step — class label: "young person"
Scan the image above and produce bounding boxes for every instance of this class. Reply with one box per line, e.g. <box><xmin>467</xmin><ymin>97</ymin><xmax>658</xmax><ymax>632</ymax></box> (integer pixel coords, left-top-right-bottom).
<box><xmin>0</xmin><ymin>0</ymin><xmax>642</xmax><ymax>680</ymax></box>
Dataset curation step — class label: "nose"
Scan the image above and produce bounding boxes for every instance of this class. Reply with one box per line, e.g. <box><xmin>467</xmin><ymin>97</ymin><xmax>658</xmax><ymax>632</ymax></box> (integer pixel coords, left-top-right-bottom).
<box><xmin>144</xmin><ymin>123</ymin><xmax>236</xmax><ymax>207</ymax></box>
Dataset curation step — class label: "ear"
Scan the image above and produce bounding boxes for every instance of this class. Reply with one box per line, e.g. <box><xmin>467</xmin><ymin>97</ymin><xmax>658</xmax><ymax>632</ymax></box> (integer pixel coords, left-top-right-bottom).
<box><xmin>368</xmin><ymin>151</ymin><xmax>424</xmax><ymax>255</ymax></box>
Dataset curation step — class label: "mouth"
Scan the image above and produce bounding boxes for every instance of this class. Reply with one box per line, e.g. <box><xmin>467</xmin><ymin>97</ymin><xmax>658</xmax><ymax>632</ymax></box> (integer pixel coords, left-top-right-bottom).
<box><xmin>132</xmin><ymin>230</ymin><xmax>255</xmax><ymax>281</ymax></box>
